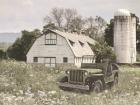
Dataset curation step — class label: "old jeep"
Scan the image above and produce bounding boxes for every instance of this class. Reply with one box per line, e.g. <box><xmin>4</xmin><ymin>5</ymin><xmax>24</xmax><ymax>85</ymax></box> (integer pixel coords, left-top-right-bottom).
<box><xmin>59</xmin><ymin>61</ymin><xmax>119</xmax><ymax>92</ymax></box>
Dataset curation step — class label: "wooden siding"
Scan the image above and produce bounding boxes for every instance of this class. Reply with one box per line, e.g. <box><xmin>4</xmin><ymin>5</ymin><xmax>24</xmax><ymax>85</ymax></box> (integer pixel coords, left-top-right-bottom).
<box><xmin>26</xmin><ymin>32</ymin><xmax>75</xmax><ymax>65</ymax></box>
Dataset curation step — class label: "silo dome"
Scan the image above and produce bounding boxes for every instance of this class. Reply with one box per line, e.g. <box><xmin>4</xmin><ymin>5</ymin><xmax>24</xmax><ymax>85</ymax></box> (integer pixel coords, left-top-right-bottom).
<box><xmin>114</xmin><ymin>9</ymin><xmax>130</xmax><ymax>16</ymax></box>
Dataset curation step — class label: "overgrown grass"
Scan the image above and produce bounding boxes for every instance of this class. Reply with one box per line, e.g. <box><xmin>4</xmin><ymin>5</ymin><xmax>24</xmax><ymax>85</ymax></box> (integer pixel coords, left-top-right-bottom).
<box><xmin>0</xmin><ymin>60</ymin><xmax>140</xmax><ymax>105</ymax></box>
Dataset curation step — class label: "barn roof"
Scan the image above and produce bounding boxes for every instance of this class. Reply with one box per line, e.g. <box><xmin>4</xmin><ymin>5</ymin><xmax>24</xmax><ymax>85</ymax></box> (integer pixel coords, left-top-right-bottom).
<box><xmin>49</xmin><ymin>29</ymin><xmax>96</xmax><ymax>57</ymax></box>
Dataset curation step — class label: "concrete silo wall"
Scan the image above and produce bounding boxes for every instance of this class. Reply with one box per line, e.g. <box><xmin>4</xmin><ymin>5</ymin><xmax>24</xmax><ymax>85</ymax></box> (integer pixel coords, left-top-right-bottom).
<box><xmin>114</xmin><ymin>16</ymin><xmax>136</xmax><ymax>63</ymax></box>
<box><xmin>130</xmin><ymin>17</ymin><xmax>136</xmax><ymax>63</ymax></box>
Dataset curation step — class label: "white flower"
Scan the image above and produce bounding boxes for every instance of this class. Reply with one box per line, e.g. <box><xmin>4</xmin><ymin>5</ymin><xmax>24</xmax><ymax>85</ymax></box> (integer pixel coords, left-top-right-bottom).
<box><xmin>48</xmin><ymin>91</ymin><xmax>57</xmax><ymax>95</ymax></box>
<box><xmin>38</xmin><ymin>90</ymin><xmax>46</xmax><ymax>97</ymax></box>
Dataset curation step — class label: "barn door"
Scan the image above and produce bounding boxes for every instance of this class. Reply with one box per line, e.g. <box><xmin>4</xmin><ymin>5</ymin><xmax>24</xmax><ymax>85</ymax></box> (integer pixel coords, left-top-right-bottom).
<box><xmin>44</xmin><ymin>57</ymin><xmax>56</xmax><ymax>67</ymax></box>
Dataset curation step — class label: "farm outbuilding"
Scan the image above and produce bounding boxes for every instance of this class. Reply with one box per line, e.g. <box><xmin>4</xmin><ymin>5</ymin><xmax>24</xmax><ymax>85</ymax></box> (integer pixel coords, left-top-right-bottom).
<box><xmin>26</xmin><ymin>29</ymin><xmax>96</xmax><ymax>67</ymax></box>
<box><xmin>114</xmin><ymin>9</ymin><xmax>137</xmax><ymax>63</ymax></box>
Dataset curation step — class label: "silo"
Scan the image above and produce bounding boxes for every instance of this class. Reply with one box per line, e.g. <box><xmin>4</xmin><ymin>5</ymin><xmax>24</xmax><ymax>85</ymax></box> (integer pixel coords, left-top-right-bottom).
<box><xmin>114</xmin><ymin>9</ymin><xmax>136</xmax><ymax>63</ymax></box>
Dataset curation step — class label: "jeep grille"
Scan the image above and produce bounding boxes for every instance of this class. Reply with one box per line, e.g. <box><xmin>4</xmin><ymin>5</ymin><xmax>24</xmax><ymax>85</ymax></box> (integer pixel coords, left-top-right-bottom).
<box><xmin>69</xmin><ymin>70</ymin><xmax>84</xmax><ymax>83</ymax></box>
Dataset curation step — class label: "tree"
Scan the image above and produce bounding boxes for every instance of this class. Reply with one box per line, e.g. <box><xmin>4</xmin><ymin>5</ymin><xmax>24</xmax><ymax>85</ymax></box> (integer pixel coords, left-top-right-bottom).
<box><xmin>90</xmin><ymin>38</ymin><xmax>116</xmax><ymax>63</ymax></box>
<box><xmin>104</xmin><ymin>19</ymin><xmax>114</xmax><ymax>47</ymax></box>
<box><xmin>137</xmin><ymin>25</ymin><xmax>140</xmax><ymax>52</ymax></box>
<box><xmin>51</xmin><ymin>8</ymin><xmax>64</xmax><ymax>27</ymax></box>
<box><xmin>7</xmin><ymin>29</ymin><xmax>41</xmax><ymax>61</ymax></box>
<box><xmin>42</xmin><ymin>23</ymin><xmax>61</xmax><ymax>34</ymax></box>
<box><xmin>44</xmin><ymin>7</ymin><xmax>106</xmax><ymax>36</ymax></box>
<box><xmin>69</xmin><ymin>15</ymin><xmax>85</xmax><ymax>33</ymax></box>
<box><xmin>84</xmin><ymin>16</ymin><xmax>107</xmax><ymax>39</ymax></box>
<box><xmin>86</xmin><ymin>16</ymin><xmax>95</xmax><ymax>28</ymax></box>
<box><xmin>84</xmin><ymin>16</ymin><xmax>98</xmax><ymax>38</ymax></box>
<box><xmin>7</xmin><ymin>38</ymin><xmax>25</xmax><ymax>61</ymax></box>
<box><xmin>44</xmin><ymin>8</ymin><xmax>64</xmax><ymax>28</ymax></box>
<box><xmin>0</xmin><ymin>50</ymin><xmax>6</xmax><ymax>59</ymax></box>
<box><xmin>44</xmin><ymin>16</ymin><xmax>53</xmax><ymax>25</ymax></box>
<box><xmin>95</xmin><ymin>16</ymin><xmax>107</xmax><ymax>36</ymax></box>
<box><xmin>64</xmin><ymin>8</ymin><xmax>78</xmax><ymax>31</ymax></box>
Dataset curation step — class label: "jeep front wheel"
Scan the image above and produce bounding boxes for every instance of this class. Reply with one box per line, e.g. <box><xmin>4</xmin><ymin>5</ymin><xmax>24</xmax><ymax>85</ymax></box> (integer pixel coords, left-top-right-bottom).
<box><xmin>93</xmin><ymin>80</ymin><xmax>103</xmax><ymax>93</ymax></box>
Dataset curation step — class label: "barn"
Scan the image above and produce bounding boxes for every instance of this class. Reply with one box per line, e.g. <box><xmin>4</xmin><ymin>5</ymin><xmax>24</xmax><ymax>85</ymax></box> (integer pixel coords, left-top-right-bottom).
<box><xmin>26</xmin><ymin>29</ymin><xmax>96</xmax><ymax>67</ymax></box>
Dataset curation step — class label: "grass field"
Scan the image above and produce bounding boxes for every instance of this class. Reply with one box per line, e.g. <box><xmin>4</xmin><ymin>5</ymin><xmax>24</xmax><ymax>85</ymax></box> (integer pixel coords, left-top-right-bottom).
<box><xmin>0</xmin><ymin>60</ymin><xmax>140</xmax><ymax>105</ymax></box>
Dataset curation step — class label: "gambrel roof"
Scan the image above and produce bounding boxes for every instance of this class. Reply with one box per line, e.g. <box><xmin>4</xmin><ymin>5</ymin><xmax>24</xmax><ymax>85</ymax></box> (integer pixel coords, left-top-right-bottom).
<box><xmin>49</xmin><ymin>29</ymin><xmax>96</xmax><ymax>57</ymax></box>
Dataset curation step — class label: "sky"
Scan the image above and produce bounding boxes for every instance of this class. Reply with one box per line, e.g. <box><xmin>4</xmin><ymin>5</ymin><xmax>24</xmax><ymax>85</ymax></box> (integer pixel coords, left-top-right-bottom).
<box><xmin>0</xmin><ymin>0</ymin><xmax>140</xmax><ymax>33</ymax></box>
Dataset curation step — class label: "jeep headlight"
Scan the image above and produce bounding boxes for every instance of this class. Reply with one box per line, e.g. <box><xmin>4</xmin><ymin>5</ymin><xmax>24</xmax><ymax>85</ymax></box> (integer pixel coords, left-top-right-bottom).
<box><xmin>84</xmin><ymin>72</ymin><xmax>88</xmax><ymax>76</ymax></box>
<box><xmin>66</xmin><ymin>70</ymin><xmax>70</xmax><ymax>74</ymax></box>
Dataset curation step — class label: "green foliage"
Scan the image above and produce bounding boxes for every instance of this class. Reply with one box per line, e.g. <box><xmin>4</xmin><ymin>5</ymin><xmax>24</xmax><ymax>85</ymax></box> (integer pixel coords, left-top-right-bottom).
<box><xmin>136</xmin><ymin>52</ymin><xmax>140</xmax><ymax>62</ymax></box>
<box><xmin>0</xmin><ymin>50</ymin><xmax>6</xmax><ymax>59</ymax></box>
<box><xmin>7</xmin><ymin>29</ymin><xmax>41</xmax><ymax>61</ymax></box>
<box><xmin>91</xmin><ymin>38</ymin><xmax>116</xmax><ymax>63</ymax></box>
<box><xmin>7</xmin><ymin>38</ymin><xmax>25</xmax><ymax>61</ymax></box>
<box><xmin>104</xmin><ymin>19</ymin><xmax>114</xmax><ymax>47</ymax></box>
<box><xmin>136</xmin><ymin>25</ymin><xmax>140</xmax><ymax>51</ymax></box>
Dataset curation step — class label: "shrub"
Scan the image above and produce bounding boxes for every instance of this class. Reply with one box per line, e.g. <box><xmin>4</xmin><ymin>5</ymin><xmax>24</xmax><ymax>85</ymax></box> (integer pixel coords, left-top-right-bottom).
<box><xmin>90</xmin><ymin>39</ymin><xmax>116</xmax><ymax>63</ymax></box>
<box><xmin>0</xmin><ymin>50</ymin><xmax>6</xmax><ymax>59</ymax></box>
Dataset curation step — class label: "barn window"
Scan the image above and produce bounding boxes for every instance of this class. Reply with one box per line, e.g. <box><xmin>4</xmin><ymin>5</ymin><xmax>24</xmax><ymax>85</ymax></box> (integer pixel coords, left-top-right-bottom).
<box><xmin>69</xmin><ymin>40</ymin><xmax>75</xmax><ymax>46</ymax></box>
<box><xmin>45</xmin><ymin>33</ymin><xmax>57</xmax><ymax>45</ymax></box>
<box><xmin>33</xmin><ymin>57</ymin><xmax>38</xmax><ymax>62</ymax></box>
<box><xmin>63</xmin><ymin>57</ymin><xmax>68</xmax><ymax>63</ymax></box>
<box><xmin>79</xmin><ymin>41</ymin><xmax>84</xmax><ymax>47</ymax></box>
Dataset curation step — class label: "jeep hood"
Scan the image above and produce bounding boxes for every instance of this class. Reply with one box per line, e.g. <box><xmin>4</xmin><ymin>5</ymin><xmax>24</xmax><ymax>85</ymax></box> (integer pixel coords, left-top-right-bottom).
<box><xmin>81</xmin><ymin>68</ymin><xmax>103</xmax><ymax>74</ymax></box>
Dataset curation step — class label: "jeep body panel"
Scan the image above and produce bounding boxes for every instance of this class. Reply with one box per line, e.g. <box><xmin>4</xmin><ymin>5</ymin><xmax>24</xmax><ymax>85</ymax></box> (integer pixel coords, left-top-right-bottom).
<box><xmin>81</xmin><ymin>68</ymin><xmax>102</xmax><ymax>74</ymax></box>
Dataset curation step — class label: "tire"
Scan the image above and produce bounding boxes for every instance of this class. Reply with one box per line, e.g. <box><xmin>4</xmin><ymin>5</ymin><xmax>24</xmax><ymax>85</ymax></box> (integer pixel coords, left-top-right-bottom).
<box><xmin>93</xmin><ymin>80</ymin><xmax>103</xmax><ymax>93</ymax></box>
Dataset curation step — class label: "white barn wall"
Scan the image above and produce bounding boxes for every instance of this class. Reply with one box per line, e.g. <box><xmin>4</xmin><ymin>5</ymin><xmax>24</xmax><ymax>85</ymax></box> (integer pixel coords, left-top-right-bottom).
<box><xmin>75</xmin><ymin>57</ymin><xmax>82</xmax><ymax>68</ymax></box>
<box><xmin>27</xmin><ymin>33</ymin><xmax>75</xmax><ymax>65</ymax></box>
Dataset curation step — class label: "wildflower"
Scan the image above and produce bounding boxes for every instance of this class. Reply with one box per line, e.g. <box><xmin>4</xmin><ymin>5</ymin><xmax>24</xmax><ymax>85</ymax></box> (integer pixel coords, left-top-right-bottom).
<box><xmin>48</xmin><ymin>91</ymin><xmax>57</xmax><ymax>95</ymax></box>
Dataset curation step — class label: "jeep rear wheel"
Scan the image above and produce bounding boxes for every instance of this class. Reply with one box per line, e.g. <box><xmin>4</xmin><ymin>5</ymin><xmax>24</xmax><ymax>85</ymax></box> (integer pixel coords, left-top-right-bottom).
<box><xmin>93</xmin><ymin>80</ymin><xmax>103</xmax><ymax>93</ymax></box>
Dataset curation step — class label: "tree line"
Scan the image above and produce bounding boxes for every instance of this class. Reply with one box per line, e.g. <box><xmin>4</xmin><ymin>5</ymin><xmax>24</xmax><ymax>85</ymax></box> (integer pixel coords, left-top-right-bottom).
<box><xmin>43</xmin><ymin>8</ymin><xmax>107</xmax><ymax>39</ymax></box>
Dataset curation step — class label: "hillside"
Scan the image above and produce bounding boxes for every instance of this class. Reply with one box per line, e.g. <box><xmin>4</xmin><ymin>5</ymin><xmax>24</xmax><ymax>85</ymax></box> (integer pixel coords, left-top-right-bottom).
<box><xmin>0</xmin><ymin>33</ymin><xmax>21</xmax><ymax>43</ymax></box>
